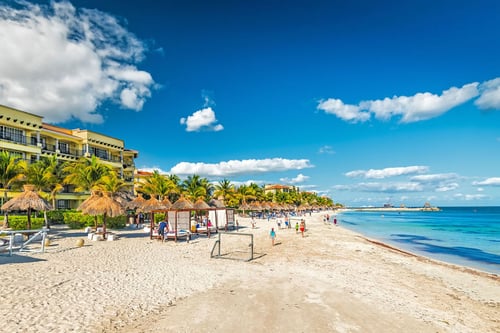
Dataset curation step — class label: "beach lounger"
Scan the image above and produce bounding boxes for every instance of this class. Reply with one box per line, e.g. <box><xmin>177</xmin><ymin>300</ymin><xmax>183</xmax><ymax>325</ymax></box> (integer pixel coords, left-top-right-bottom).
<box><xmin>165</xmin><ymin>229</ymin><xmax>190</xmax><ymax>242</ymax></box>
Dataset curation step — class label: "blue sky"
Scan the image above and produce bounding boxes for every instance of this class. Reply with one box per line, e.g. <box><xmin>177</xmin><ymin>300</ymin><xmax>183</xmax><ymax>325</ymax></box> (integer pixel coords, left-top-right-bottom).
<box><xmin>1</xmin><ymin>0</ymin><xmax>499</xmax><ymax>207</ymax></box>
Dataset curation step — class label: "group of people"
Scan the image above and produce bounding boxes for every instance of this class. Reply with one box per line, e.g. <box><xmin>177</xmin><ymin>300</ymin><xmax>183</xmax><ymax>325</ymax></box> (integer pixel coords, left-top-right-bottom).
<box><xmin>270</xmin><ymin>219</ymin><xmax>306</xmax><ymax>246</ymax></box>
<box><xmin>324</xmin><ymin>214</ymin><xmax>337</xmax><ymax>225</ymax></box>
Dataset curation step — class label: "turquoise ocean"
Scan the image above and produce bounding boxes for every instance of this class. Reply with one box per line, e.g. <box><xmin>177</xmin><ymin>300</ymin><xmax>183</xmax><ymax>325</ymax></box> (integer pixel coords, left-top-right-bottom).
<box><xmin>337</xmin><ymin>206</ymin><xmax>500</xmax><ymax>275</ymax></box>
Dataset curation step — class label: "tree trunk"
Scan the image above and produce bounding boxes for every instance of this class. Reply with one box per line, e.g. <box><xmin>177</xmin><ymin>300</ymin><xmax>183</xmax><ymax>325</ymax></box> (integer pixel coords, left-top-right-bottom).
<box><xmin>27</xmin><ymin>208</ymin><xmax>32</xmax><ymax>230</ymax></box>
<box><xmin>103</xmin><ymin>213</ymin><xmax>107</xmax><ymax>239</ymax></box>
<box><xmin>44</xmin><ymin>210</ymin><xmax>50</xmax><ymax>229</ymax></box>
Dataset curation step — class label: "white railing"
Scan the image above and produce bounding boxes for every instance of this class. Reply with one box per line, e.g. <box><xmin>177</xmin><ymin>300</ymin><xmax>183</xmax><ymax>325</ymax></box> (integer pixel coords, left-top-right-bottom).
<box><xmin>0</xmin><ymin>228</ymin><xmax>49</xmax><ymax>256</ymax></box>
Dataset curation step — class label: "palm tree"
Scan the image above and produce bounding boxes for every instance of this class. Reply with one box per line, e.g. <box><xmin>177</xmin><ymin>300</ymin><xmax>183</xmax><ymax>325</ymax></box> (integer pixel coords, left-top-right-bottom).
<box><xmin>236</xmin><ymin>184</ymin><xmax>257</xmax><ymax>206</ymax></box>
<box><xmin>181</xmin><ymin>174</ymin><xmax>209</xmax><ymax>201</ymax></box>
<box><xmin>42</xmin><ymin>156</ymin><xmax>66</xmax><ymax>211</ymax></box>
<box><xmin>214</xmin><ymin>179</ymin><xmax>235</xmax><ymax>204</ymax></box>
<box><xmin>63</xmin><ymin>155</ymin><xmax>111</xmax><ymax>192</ymax></box>
<box><xmin>0</xmin><ymin>151</ymin><xmax>25</xmax><ymax>227</ymax></box>
<box><xmin>95</xmin><ymin>171</ymin><xmax>127</xmax><ymax>194</ymax></box>
<box><xmin>21</xmin><ymin>159</ymin><xmax>55</xmax><ymax>228</ymax></box>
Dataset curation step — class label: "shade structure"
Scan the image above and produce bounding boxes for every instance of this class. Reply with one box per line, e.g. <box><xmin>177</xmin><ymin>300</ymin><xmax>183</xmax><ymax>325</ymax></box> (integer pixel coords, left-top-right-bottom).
<box><xmin>171</xmin><ymin>196</ymin><xmax>194</xmax><ymax>210</ymax></box>
<box><xmin>249</xmin><ymin>201</ymin><xmax>262</xmax><ymax>211</ymax></box>
<box><xmin>238</xmin><ymin>202</ymin><xmax>250</xmax><ymax>211</ymax></box>
<box><xmin>78</xmin><ymin>191</ymin><xmax>124</xmax><ymax>237</ymax></box>
<box><xmin>140</xmin><ymin>196</ymin><xmax>167</xmax><ymax>213</ymax></box>
<box><xmin>1</xmin><ymin>184</ymin><xmax>52</xmax><ymax>229</ymax></box>
<box><xmin>193</xmin><ymin>198</ymin><xmax>211</xmax><ymax>210</ymax></box>
<box><xmin>208</xmin><ymin>198</ymin><xmax>225</xmax><ymax>208</ymax></box>
<box><xmin>126</xmin><ymin>193</ymin><xmax>147</xmax><ymax>210</ymax></box>
<box><xmin>113</xmin><ymin>191</ymin><xmax>135</xmax><ymax>207</ymax></box>
<box><xmin>160</xmin><ymin>197</ymin><xmax>172</xmax><ymax>210</ymax></box>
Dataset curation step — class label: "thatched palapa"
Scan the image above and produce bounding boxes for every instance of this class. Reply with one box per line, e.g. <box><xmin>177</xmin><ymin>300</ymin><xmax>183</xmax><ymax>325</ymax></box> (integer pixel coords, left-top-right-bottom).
<box><xmin>1</xmin><ymin>184</ymin><xmax>52</xmax><ymax>229</ymax></box>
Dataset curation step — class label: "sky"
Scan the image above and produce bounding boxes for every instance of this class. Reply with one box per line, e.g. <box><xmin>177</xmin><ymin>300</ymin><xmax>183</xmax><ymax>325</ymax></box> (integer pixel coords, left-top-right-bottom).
<box><xmin>0</xmin><ymin>0</ymin><xmax>499</xmax><ymax>207</ymax></box>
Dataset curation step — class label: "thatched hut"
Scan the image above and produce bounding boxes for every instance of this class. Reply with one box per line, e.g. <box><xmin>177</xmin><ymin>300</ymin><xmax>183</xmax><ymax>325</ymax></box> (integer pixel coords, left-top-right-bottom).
<box><xmin>1</xmin><ymin>184</ymin><xmax>51</xmax><ymax>229</ymax></box>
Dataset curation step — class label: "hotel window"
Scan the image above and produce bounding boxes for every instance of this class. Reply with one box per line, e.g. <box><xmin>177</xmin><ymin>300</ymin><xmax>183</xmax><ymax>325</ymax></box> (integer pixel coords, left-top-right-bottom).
<box><xmin>89</xmin><ymin>146</ymin><xmax>108</xmax><ymax>160</ymax></box>
<box><xmin>0</xmin><ymin>125</ymin><xmax>24</xmax><ymax>144</ymax></box>
<box><xmin>58</xmin><ymin>141</ymin><xmax>70</xmax><ymax>154</ymax></box>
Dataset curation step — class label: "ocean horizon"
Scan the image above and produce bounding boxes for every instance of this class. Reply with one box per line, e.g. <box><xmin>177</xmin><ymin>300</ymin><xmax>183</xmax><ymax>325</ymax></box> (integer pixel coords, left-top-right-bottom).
<box><xmin>336</xmin><ymin>206</ymin><xmax>500</xmax><ymax>275</ymax></box>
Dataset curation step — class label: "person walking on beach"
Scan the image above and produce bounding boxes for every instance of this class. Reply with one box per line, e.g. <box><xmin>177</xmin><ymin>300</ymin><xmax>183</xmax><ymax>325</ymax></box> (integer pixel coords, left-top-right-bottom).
<box><xmin>270</xmin><ymin>228</ymin><xmax>276</xmax><ymax>246</ymax></box>
<box><xmin>158</xmin><ymin>218</ymin><xmax>168</xmax><ymax>241</ymax></box>
<box><xmin>300</xmin><ymin>220</ymin><xmax>305</xmax><ymax>237</ymax></box>
<box><xmin>295</xmin><ymin>221</ymin><xmax>299</xmax><ymax>234</ymax></box>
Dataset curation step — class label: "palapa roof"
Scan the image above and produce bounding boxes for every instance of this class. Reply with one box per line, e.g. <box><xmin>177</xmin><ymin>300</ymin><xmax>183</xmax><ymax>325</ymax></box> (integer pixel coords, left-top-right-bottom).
<box><xmin>126</xmin><ymin>193</ymin><xmax>147</xmax><ymax>209</ymax></box>
<box><xmin>193</xmin><ymin>198</ymin><xmax>211</xmax><ymax>210</ymax></box>
<box><xmin>208</xmin><ymin>198</ymin><xmax>225</xmax><ymax>208</ymax></box>
<box><xmin>161</xmin><ymin>197</ymin><xmax>172</xmax><ymax>210</ymax></box>
<box><xmin>140</xmin><ymin>196</ymin><xmax>166</xmax><ymax>212</ymax></box>
<box><xmin>171</xmin><ymin>196</ymin><xmax>194</xmax><ymax>210</ymax></box>
<box><xmin>78</xmin><ymin>191</ymin><xmax>124</xmax><ymax>217</ymax></box>
<box><xmin>1</xmin><ymin>184</ymin><xmax>52</xmax><ymax>212</ymax></box>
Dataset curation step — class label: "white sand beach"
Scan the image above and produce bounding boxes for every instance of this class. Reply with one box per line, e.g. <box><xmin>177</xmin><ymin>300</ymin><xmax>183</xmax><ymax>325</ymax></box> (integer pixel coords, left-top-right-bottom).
<box><xmin>1</xmin><ymin>212</ymin><xmax>499</xmax><ymax>333</ymax></box>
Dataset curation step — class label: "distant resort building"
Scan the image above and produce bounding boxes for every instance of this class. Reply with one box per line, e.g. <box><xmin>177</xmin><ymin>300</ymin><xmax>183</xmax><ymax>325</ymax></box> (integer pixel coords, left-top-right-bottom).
<box><xmin>264</xmin><ymin>184</ymin><xmax>299</xmax><ymax>195</ymax></box>
<box><xmin>0</xmin><ymin>104</ymin><xmax>138</xmax><ymax>209</ymax></box>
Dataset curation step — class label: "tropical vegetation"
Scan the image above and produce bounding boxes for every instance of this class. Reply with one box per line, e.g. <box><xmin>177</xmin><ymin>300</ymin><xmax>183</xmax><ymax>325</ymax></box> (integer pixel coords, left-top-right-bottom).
<box><xmin>1</xmin><ymin>152</ymin><xmax>336</xmax><ymax>229</ymax></box>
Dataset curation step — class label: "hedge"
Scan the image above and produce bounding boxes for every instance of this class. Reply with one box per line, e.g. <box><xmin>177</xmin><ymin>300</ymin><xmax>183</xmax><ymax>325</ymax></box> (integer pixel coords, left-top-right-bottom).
<box><xmin>62</xmin><ymin>211</ymin><xmax>127</xmax><ymax>229</ymax></box>
<box><xmin>5</xmin><ymin>216</ymin><xmax>45</xmax><ymax>230</ymax></box>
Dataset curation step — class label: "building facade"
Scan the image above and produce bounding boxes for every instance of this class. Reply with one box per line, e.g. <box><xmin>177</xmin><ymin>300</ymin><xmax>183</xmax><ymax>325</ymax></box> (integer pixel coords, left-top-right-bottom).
<box><xmin>264</xmin><ymin>184</ymin><xmax>299</xmax><ymax>195</ymax></box>
<box><xmin>0</xmin><ymin>104</ymin><xmax>138</xmax><ymax>209</ymax></box>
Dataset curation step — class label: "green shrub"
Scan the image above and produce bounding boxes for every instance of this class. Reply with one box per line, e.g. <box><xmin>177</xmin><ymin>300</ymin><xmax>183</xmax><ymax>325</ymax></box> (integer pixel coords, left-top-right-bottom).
<box><xmin>7</xmin><ymin>216</ymin><xmax>45</xmax><ymax>230</ymax></box>
<box><xmin>154</xmin><ymin>213</ymin><xmax>166</xmax><ymax>223</ymax></box>
<box><xmin>62</xmin><ymin>211</ymin><xmax>127</xmax><ymax>229</ymax></box>
<box><xmin>106</xmin><ymin>215</ymin><xmax>127</xmax><ymax>229</ymax></box>
<box><xmin>46</xmin><ymin>210</ymin><xmax>66</xmax><ymax>224</ymax></box>
<box><xmin>63</xmin><ymin>211</ymin><xmax>96</xmax><ymax>229</ymax></box>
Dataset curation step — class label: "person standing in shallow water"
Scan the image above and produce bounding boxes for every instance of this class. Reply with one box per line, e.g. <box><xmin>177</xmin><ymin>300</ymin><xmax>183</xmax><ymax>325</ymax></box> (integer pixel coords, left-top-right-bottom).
<box><xmin>270</xmin><ymin>228</ymin><xmax>276</xmax><ymax>246</ymax></box>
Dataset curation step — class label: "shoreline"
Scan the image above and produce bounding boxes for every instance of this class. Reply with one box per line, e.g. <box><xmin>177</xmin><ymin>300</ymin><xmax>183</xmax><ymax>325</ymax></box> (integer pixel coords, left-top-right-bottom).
<box><xmin>1</xmin><ymin>212</ymin><xmax>499</xmax><ymax>332</ymax></box>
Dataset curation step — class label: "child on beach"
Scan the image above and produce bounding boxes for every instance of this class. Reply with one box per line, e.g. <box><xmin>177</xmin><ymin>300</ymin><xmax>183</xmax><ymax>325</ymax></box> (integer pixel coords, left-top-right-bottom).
<box><xmin>300</xmin><ymin>220</ymin><xmax>305</xmax><ymax>237</ymax></box>
<box><xmin>295</xmin><ymin>222</ymin><xmax>299</xmax><ymax>234</ymax></box>
<box><xmin>270</xmin><ymin>228</ymin><xmax>276</xmax><ymax>246</ymax></box>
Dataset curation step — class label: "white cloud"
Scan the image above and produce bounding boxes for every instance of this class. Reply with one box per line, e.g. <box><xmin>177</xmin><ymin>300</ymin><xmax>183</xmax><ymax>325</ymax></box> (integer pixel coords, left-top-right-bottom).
<box><xmin>362</xmin><ymin>83</ymin><xmax>479</xmax><ymax>123</ymax></box>
<box><xmin>475</xmin><ymin>78</ymin><xmax>500</xmax><ymax>109</ymax></box>
<box><xmin>359</xmin><ymin>182</ymin><xmax>423</xmax><ymax>192</ymax></box>
<box><xmin>316</xmin><ymin>98</ymin><xmax>370</xmax><ymax>123</ymax></box>
<box><xmin>180</xmin><ymin>107</ymin><xmax>224</xmax><ymax>132</ymax></box>
<box><xmin>435</xmin><ymin>183</ymin><xmax>459</xmax><ymax>192</ymax></box>
<box><xmin>333</xmin><ymin>182</ymin><xmax>423</xmax><ymax>193</ymax></box>
<box><xmin>318</xmin><ymin>82</ymin><xmax>481</xmax><ymax>123</ymax></box>
<box><xmin>345</xmin><ymin>166</ymin><xmax>429</xmax><ymax>179</ymax></box>
<box><xmin>280</xmin><ymin>173</ymin><xmax>310</xmax><ymax>184</ymax></box>
<box><xmin>231</xmin><ymin>180</ymin><xmax>266</xmax><ymax>187</ymax></box>
<box><xmin>472</xmin><ymin>177</ymin><xmax>500</xmax><ymax>186</ymax></box>
<box><xmin>170</xmin><ymin>158</ymin><xmax>313</xmax><ymax>177</ymax></box>
<box><xmin>454</xmin><ymin>193</ymin><xmax>488</xmax><ymax>201</ymax></box>
<box><xmin>318</xmin><ymin>145</ymin><xmax>335</xmax><ymax>154</ymax></box>
<box><xmin>410</xmin><ymin>173</ymin><xmax>459</xmax><ymax>182</ymax></box>
<box><xmin>0</xmin><ymin>1</ymin><xmax>155</xmax><ymax>123</ymax></box>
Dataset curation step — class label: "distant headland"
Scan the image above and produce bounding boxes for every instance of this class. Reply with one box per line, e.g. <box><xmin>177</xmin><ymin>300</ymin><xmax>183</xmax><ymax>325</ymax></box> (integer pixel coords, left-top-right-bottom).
<box><xmin>347</xmin><ymin>202</ymin><xmax>441</xmax><ymax>212</ymax></box>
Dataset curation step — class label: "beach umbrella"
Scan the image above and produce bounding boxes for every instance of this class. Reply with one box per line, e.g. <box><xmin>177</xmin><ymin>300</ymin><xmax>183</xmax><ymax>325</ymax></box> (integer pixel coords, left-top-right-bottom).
<box><xmin>140</xmin><ymin>196</ymin><xmax>166</xmax><ymax>213</ymax></box>
<box><xmin>161</xmin><ymin>197</ymin><xmax>172</xmax><ymax>210</ymax></box>
<box><xmin>208</xmin><ymin>198</ymin><xmax>225</xmax><ymax>208</ymax></box>
<box><xmin>171</xmin><ymin>196</ymin><xmax>194</xmax><ymax>210</ymax></box>
<box><xmin>1</xmin><ymin>184</ymin><xmax>51</xmax><ymax>229</ymax></box>
<box><xmin>126</xmin><ymin>193</ymin><xmax>147</xmax><ymax>210</ymax></box>
<box><xmin>78</xmin><ymin>191</ymin><xmax>124</xmax><ymax>237</ymax></box>
<box><xmin>113</xmin><ymin>191</ymin><xmax>135</xmax><ymax>207</ymax></box>
<box><xmin>249</xmin><ymin>201</ymin><xmax>262</xmax><ymax>211</ymax></box>
<box><xmin>193</xmin><ymin>198</ymin><xmax>211</xmax><ymax>210</ymax></box>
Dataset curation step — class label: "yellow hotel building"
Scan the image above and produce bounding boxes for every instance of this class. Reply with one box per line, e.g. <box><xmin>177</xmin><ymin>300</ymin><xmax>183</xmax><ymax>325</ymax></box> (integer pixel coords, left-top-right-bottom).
<box><xmin>0</xmin><ymin>104</ymin><xmax>137</xmax><ymax>209</ymax></box>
